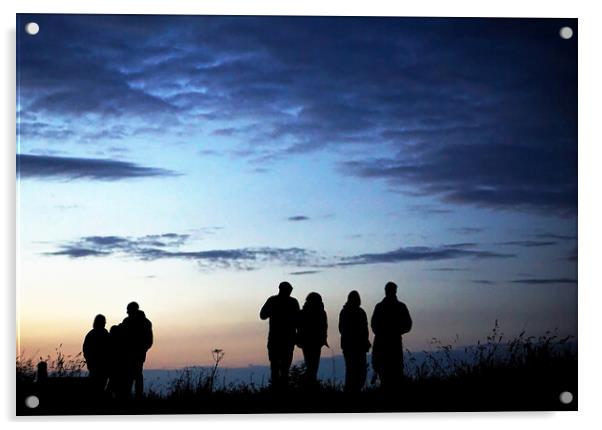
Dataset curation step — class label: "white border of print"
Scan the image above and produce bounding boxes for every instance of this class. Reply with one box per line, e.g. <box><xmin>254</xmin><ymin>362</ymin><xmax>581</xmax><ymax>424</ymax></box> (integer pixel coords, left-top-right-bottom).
<box><xmin>2</xmin><ymin>0</ymin><xmax>600</xmax><ymax>429</ymax></box>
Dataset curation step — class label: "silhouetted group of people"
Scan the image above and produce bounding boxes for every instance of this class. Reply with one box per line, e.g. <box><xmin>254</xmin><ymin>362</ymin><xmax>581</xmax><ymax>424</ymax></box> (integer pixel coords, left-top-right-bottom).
<box><xmin>82</xmin><ymin>285</ymin><xmax>409</xmax><ymax>399</ymax></box>
<box><xmin>82</xmin><ymin>302</ymin><xmax>153</xmax><ymax>400</ymax></box>
<box><xmin>260</xmin><ymin>281</ymin><xmax>412</xmax><ymax>392</ymax></box>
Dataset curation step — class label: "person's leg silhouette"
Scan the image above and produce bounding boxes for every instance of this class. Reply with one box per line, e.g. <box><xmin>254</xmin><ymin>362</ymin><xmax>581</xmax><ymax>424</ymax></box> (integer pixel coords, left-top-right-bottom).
<box><xmin>302</xmin><ymin>347</ymin><xmax>321</xmax><ymax>388</ymax></box>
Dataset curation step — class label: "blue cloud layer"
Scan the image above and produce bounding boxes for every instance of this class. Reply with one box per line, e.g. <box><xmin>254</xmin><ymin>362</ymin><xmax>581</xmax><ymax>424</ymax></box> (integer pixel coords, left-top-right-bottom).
<box><xmin>46</xmin><ymin>233</ymin><xmax>514</xmax><ymax>271</ymax></box>
<box><xmin>17</xmin><ymin>15</ymin><xmax>576</xmax><ymax>213</ymax></box>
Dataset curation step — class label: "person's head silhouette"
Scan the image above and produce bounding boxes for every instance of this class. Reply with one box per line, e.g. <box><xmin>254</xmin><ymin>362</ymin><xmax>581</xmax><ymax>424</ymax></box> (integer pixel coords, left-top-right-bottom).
<box><xmin>127</xmin><ymin>301</ymin><xmax>140</xmax><ymax>315</ymax></box>
<box><xmin>385</xmin><ymin>281</ymin><xmax>398</xmax><ymax>298</ymax></box>
<box><xmin>347</xmin><ymin>290</ymin><xmax>361</xmax><ymax>307</ymax></box>
<box><xmin>93</xmin><ymin>314</ymin><xmax>106</xmax><ymax>330</ymax></box>
<box><xmin>278</xmin><ymin>281</ymin><xmax>293</xmax><ymax>297</ymax></box>
<box><xmin>304</xmin><ymin>292</ymin><xmax>324</xmax><ymax>311</ymax></box>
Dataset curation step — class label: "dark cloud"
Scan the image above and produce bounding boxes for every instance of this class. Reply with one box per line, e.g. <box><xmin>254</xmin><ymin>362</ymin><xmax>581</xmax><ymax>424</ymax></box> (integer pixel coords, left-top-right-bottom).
<box><xmin>47</xmin><ymin>233</ymin><xmax>191</xmax><ymax>256</ymax></box>
<box><xmin>49</xmin><ymin>248</ymin><xmax>109</xmax><ymax>258</ymax></box>
<box><xmin>46</xmin><ymin>233</ymin><xmax>315</xmax><ymax>270</ymax></box>
<box><xmin>18</xmin><ymin>121</ymin><xmax>75</xmax><ymax>140</ymax></box>
<box><xmin>533</xmin><ymin>232</ymin><xmax>576</xmax><ymax>241</ymax></box>
<box><xmin>211</xmin><ymin>128</ymin><xmax>240</xmax><ymax>137</ymax></box>
<box><xmin>449</xmin><ymin>227</ymin><xmax>484</xmax><ymax>235</ymax></box>
<box><xmin>17</xmin><ymin>15</ymin><xmax>576</xmax><ymax>215</ymax></box>
<box><xmin>348</xmin><ymin>234</ymin><xmax>363</xmax><ymax>239</ymax></box>
<box><xmin>289</xmin><ymin>270</ymin><xmax>321</xmax><ymax>276</ymax></box>
<box><xmin>442</xmin><ymin>243</ymin><xmax>478</xmax><ymax>249</ymax></box>
<box><xmin>132</xmin><ymin>247</ymin><xmax>314</xmax><ymax>271</ymax></box>
<box><xmin>473</xmin><ymin>280</ymin><xmax>496</xmax><ymax>285</ymax></box>
<box><xmin>495</xmin><ymin>240</ymin><xmax>557</xmax><ymax>248</ymax></box>
<box><xmin>287</xmin><ymin>215</ymin><xmax>310</xmax><ymax>222</ymax></box>
<box><xmin>18</xmin><ymin>16</ymin><xmax>180</xmax><ymax>120</ymax></box>
<box><xmin>407</xmin><ymin>205</ymin><xmax>454</xmax><ymax>215</ymax></box>
<box><xmin>342</xmin><ymin>141</ymin><xmax>576</xmax><ymax>215</ymax></box>
<box><xmin>46</xmin><ymin>233</ymin><xmax>512</xmax><ymax>271</ymax></box>
<box><xmin>510</xmin><ymin>278</ymin><xmax>577</xmax><ymax>285</ymax></box>
<box><xmin>334</xmin><ymin>244</ymin><xmax>514</xmax><ymax>267</ymax></box>
<box><xmin>429</xmin><ymin>267</ymin><xmax>470</xmax><ymax>272</ymax></box>
<box><xmin>17</xmin><ymin>154</ymin><xmax>178</xmax><ymax>180</ymax></box>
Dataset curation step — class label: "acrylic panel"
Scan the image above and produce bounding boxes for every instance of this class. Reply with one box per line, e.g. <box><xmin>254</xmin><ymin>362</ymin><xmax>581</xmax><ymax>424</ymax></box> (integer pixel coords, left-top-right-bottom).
<box><xmin>16</xmin><ymin>14</ymin><xmax>578</xmax><ymax>415</ymax></box>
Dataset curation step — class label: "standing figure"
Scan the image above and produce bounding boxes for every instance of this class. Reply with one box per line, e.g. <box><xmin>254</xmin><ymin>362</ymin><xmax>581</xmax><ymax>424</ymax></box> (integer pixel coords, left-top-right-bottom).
<box><xmin>339</xmin><ymin>291</ymin><xmax>371</xmax><ymax>392</ymax></box>
<box><xmin>260</xmin><ymin>281</ymin><xmax>300</xmax><ymax>390</ymax></box>
<box><xmin>121</xmin><ymin>301</ymin><xmax>153</xmax><ymax>399</ymax></box>
<box><xmin>107</xmin><ymin>324</ymin><xmax>128</xmax><ymax>399</ymax></box>
<box><xmin>371</xmin><ymin>282</ymin><xmax>412</xmax><ymax>392</ymax></box>
<box><xmin>297</xmin><ymin>292</ymin><xmax>328</xmax><ymax>388</ymax></box>
<box><xmin>83</xmin><ymin>314</ymin><xmax>111</xmax><ymax>397</ymax></box>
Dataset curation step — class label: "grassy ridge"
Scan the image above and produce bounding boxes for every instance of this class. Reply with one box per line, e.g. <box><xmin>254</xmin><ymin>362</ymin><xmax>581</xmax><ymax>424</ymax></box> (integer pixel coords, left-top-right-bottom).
<box><xmin>16</xmin><ymin>326</ymin><xmax>577</xmax><ymax>415</ymax></box>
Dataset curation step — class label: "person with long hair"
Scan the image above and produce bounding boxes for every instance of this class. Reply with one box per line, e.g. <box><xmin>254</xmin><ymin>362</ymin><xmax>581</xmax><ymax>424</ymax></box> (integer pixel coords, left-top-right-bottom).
<box><xmin>83</xmin><ymin>314</ymin><xmax>110</xmax><ymax>398</ymax></box>
<box><xmin>339</xmin><ymin>291</ymin><xmax>371</xmax><ymax>392</ymax></box>
<box><xmin>297</xmin><ymin>292</ymin><xmax>328</xmax><ymax>388</ymax></box>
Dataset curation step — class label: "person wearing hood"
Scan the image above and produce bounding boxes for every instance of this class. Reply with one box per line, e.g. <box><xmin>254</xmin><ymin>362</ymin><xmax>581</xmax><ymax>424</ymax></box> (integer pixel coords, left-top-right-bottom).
<box><xmin>297</xmin><ymin>292</ymin><xmax>328</xmax><ymax>387</ymax></box>
<box><xmin>338</xmin><ymin>291</ymin><xmax>371</xmax><ymax>392</ymax></box>
<box><xmin>371</xmin><ymin>282</ymin><xmax>412</xmax><ymax>392</ymax></box>
<box><xmin>121</xmin><ymin>301</ymin><xmax>153</xmax><ymax>399</ymax></box>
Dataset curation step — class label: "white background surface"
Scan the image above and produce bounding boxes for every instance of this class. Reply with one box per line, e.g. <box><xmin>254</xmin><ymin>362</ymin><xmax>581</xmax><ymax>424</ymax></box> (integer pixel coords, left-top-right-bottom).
<box><xmin>2</xmin><ymin>0</ymin><xmax>600</xmax><ymax>428</ymax></box>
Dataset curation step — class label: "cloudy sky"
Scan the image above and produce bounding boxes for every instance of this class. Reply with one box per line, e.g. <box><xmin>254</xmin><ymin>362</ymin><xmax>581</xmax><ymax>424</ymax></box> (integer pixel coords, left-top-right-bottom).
<box><xmin>16</xmin><ymin>15</ymin><xmax>577</xmax><ymax>368</ymax></box>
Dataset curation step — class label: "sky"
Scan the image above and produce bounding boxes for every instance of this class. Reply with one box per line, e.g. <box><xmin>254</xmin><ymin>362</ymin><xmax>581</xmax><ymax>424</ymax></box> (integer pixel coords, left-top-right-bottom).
<box><xmin>16</xmin><ymin>15</ymin><xmax>577</xmax><ymax>369</ymax></box>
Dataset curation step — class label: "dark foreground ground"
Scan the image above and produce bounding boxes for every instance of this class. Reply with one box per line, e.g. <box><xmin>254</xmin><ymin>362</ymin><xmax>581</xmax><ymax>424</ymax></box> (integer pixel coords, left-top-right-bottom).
<box><xmin>16</xmin><ymin>332</ymin><xmax>577</xmax><ymax>415</ymax></box>
<box><xmin>17</xmin><ymin>366</ymin><xmax>577</xmax><ymax>415</ymax></box>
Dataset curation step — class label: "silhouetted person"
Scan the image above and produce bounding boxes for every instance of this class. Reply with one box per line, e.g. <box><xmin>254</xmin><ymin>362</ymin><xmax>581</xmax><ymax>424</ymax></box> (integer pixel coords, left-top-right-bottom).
<box><xmin>107</xmin><ymin>324</ymin><xmax>129</xmax><ymax>400</ymax></box>
<box><xmin>371</xmin><ymin>282</ymin><xmax>412</xmax><ymax>392</ymax></box>
<box><xmin>339</xmin><ymin>291</ymin><xmax>371</xmax><ymax>392</ymax></box>
<box><xmin>297</xmin><ymin>292</ymin><xmax>328</xmax><ymax>388</ymax></box>
<box><xmin>121</xmin><ymin>302</ymin><xmax>153</xmax><ymax>399</ymax></box>
<box><xmin>83</xmin><ymin>314</ymin><xmax>110</xmax><ymax>397</ymax></box>
<box><xmin>260</xmin><ymin>281</ymin><xmax>300</xmax><ymax>390</ymax></box>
